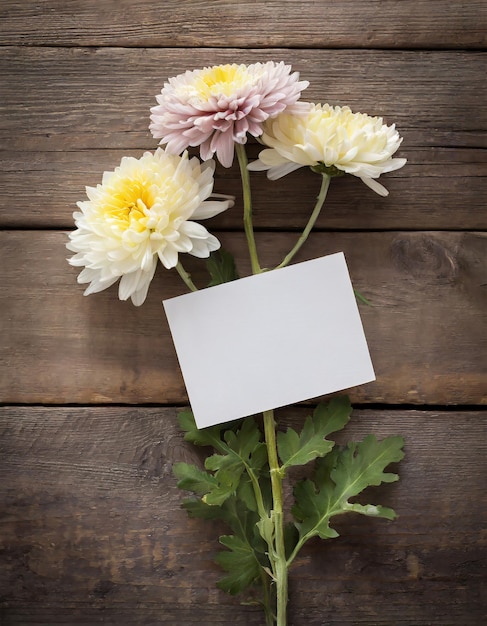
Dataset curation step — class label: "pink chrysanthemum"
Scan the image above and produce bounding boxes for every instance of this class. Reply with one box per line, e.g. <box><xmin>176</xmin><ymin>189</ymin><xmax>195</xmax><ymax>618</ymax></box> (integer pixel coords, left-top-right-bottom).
<box><xmin>149</xmin><ymin>62</ymin><xmax>309</xmax><ymax>168</ymax></box>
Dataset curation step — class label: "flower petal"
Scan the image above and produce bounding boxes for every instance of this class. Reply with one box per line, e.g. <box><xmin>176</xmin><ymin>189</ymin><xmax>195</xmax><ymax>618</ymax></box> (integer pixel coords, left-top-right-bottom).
<box><xmin>67</xmin><ymin>147</ymin><xmax>231</xmax><ymax>303</ymax></box>
<box><xmin>250</xmin><ymin>103</ymin><xmax>406</xmax><ymax>192</ymax></box>
<box><xmin>149</xmin><ymin>62</ymin><xmax>309</xmax><ymax>167</ymax></box>
<box><xmin>360</xmin><ymin>177</ymin><xmax>389</xmax><ymax>197</ymax></box>
<box><xmin>191</xmin><ymin>198</ymin><xmax>234</xmax><ymax>220</ymax></box>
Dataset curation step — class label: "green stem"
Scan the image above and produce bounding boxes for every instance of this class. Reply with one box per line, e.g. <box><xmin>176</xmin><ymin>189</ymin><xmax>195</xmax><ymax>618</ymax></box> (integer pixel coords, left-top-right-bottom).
<box><xmin>274</xmin><ymin>174</ymin><xmax>331</xmax><ymax>270</ymax></box>
<box><xmin>286</xmin><ymin>537</ymin><xmax>306</xmax><ymax>569</ymax></box>
<box><xmin>236</xmin><ymin>143</ymin><xmax>261</xmax><ymax>274</ymax></box>
<box><xmin>246</xmin><ymin>466</ymin><xmax>269</xmax><ymax>522</ymax></box>
<box><xmin>175</xmin><ymin>261</ymin><xmax>198</xmax><ymax>292</ymax></box>
<box><xmin>263</xmin><ymin>409</ymin><xmax>287</xmax><ymax>626</ymax></box>
<box><xmin>236</xmin><ymin>143</ymin><xmax>287</xmax><ymax>622</ymax></box>
<box><xmin>259</xmin><ymin>568</ymin><xmax>275</xmax><ymax>626</ymax></box>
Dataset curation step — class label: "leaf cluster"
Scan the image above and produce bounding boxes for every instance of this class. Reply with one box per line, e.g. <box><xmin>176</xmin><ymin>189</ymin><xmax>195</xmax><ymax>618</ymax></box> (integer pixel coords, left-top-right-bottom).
<box><xmin>206</xmin><ymin>249</ymin><xmax>239</xmax><ymax>287</ymax></box>
<box><xmin>173</xmin><ymin>411</ymin><xmax>271</xmax><ymax>596</ymax></box>
<box><xmin>173</xmin><ymin>397</ymin><xmax>404</xmax><ymax>598</ymax></box>
<box><xmin>291</xmin><ymin>434</ymin><xmax>404</xmax><ymax>551</ymax></box>
<box><xmin>277</xmin><ymin>396</ymin><xmax>352</xmax><ymax>471</ymax></box>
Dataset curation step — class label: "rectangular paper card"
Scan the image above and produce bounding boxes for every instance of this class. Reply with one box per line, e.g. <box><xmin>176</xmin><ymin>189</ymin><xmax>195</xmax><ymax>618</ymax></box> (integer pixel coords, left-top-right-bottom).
<box><xmin>163</xmin><ymin>252</ymin><xmax>375</xmax><ymax>429</ymax></box>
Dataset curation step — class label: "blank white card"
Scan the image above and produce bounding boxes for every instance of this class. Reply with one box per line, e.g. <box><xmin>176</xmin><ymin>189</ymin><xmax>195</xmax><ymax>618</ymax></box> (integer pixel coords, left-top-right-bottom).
<box><xmin>163</xmin><ymin>252</ymin><xmax>375</xmax><ymax>429</ymax></box>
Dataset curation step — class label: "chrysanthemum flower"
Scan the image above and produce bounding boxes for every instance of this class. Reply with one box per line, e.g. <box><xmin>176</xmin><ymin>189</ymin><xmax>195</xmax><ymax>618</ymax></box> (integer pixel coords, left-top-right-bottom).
<box><xmin>67</xmin><ymin>149</ymin><xmax>233</xmax><ymax>305</ymax></box>
<box><xmin>248</xmin><ymin>103</ymin><xmax>407</xmax><ymax>196</ymax></box>
<box><xmin>149</xmin><ymin>62</ymin><xmax>309</xmax><ymax>168</ymax></box>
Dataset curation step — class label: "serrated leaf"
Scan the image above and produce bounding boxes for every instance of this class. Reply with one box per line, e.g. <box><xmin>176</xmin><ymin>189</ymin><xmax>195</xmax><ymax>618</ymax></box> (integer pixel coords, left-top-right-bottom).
<box><xmin>181</xmin><ymin>497</ymin><xmax>227</xmax><ymax>521</ymax></box>
<box><xmin>344</xmin><ymin>502</ymin><xmax>397</xmax><ymax>520</ymax></box>
<box><xmin>223</xmin><ymin>418</ymin><xmax>264</xmax><ymax>465</ymax></box>
<box><xmin>178</xmin><ymin>409</ymin><xmax>226</xmax><ymax>449</ymax></box>
<box><xmin>292</xmin><ymin>479</ymin><xmax>340</xmax><ymax>539</ymax></box>
<box><xmin>181</xmin><ymin>496</ymin><xmax>269</xmax><ymax>596</ymax></box>
<box><xmin>203</xmin><ymin>468</ymin><xmax>244</xmax><ymax>506</ymax></box>
<box><xmin>215</xmin><ymin>535</ymin><xmax>262</xmax><ymax>595</ymax></box>
<box><xmin>201</xmin><ymin>418</ymin><xmax>267</xmax><ymax>507</ymax></box>
<box><xmin>277</xmin><ymin>396</ymin><xmax>352</xmax><ymax>470</ymax></box>
<box><xmin>236</xmin><ymin>478</ymin><xmax>259</xmax><ymax>514</ymax></box>
<box><xmin>206</xmin><ymin>249</ymin><xmax>239</xmax><ymax>287</ymax></box>
<box><xmin>331</xmin><ymin>434</ymin><xmax>404</xmax><ymax>502</ymax></box>
<box><xmin>277</xmin><ymin>417</ymin><xmax>334</xmax><ymax>470</ymax></box>
<box><xmin>177</xmin><ymin>414</ymin><xmax>268</xmax><ymax>509</ymax></box>
<box><xmin>205</xmin><ymin>452</ymin><xmax>242</xmax><ymax>474</ymax></box>
<box><xmin>224</xmin><ymin>496</ymin><xmax>268</xmax><ymax>554</ymax></box>
<box><xmin>173</xmin><ymin>462</ymin><xmax>218</xmax><ymax>495</ymax></box>
<box><xmin>292</xmin><ymin>434</ymin><xmax>404</xmax><ymax>544</ymax></box>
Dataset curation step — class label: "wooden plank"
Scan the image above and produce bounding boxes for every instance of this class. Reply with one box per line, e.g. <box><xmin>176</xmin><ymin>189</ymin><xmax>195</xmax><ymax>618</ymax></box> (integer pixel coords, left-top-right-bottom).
<box><xmin>0</xmin><ymin>230</ymin><xmax>485</xmax><ymax>406</ymax></box>
<box><xmin>0</xmin><ymin>406</ymin><xmax>485</xmax><ymax>624</ymax></box>
<box><xmin>0</xmin><ymin>0</ymin><xmax>485</xmax><ymax>49</ymax></box>
<box><xmin>1</xmin><ymin>146</ymin><xmax>486</xmax><ymax>231</ymax></box>
<box><xmin>0</xmin><ymin>48</ymin><xmax>485</xmax><ymax>154</ymax></box>
<box><xmin>1</xmin><ymin>47</ymin><xmax>485</xmax><ymax>230</ymax></box>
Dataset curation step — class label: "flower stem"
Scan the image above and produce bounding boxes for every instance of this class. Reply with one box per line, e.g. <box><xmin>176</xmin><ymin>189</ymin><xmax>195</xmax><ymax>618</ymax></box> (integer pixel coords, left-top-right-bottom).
<box><xmin>263</xmin><ymin>409</ymin><xmax>287</xmax><ymax>626</ymax></box>
<box><xmin>175</xmin><ymin>261</ymin><xmax>198</xmax><ymax>292</ymax></box>
<box><xmin>260</xmin><ymin>569</ymin><xmax>275</xmax><ymax>626</ymax></box>
<box><xmin>237</xmin><ymin>143</ymin><xmax>286</xmax><ymax>622</ymax></box>
<box><xmin>274</xmin><ymin>173</ymin><xmax>331</xmax><ymax>270</ymax></box>
<box><xmin>236</xmin><ymin>143</ymin><xmax>261</xmax><ymax>274</ymax></box>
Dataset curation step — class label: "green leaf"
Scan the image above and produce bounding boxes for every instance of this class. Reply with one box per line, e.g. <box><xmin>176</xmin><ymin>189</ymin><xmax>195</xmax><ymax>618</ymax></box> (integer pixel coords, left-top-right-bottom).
<box><xmin>343</xmin><ymin>502</ymin><xmax>397</xmax><ymax>520</ymax></box>
<box><xmin>223</xmin><ymin>495</ymin><xmax>267</xmax><ymax>554</ymax></box>
<box><xmin>173</xmin><ymin>462</ymin><xmax>218</xmax><ymax>495</ymax></box>
<box><xmin>206</xmin><ymin>249</ymin><xmax>239</xmax><ymax>287</ymax></box>
<box><xmin>283</xmin><ymin>521</ymin><xmax>300</xmax><ymax>560</ymax></box>
<box><xmin>256</xmin><ymin>515</ymin><xmax>274</xmax><ymax>550</ymax></box>
<box><xmin>201</xmin><ymin>417</ymin><xmax>267</xmax><ymax>507</ymax></box>
<box><xmin>330</xmin><ymin>434</ymin><xmax>404</xmax><ymax>502</ymax></box>
<box><xmin>277</xmin><ymin>396</ymin><xmax>352</xmax><ymax>470</ymax></box>
<box><xmin>236</xmin><ymin>478</ymin><xmax>259</xmax><ymax>514</ymax></box>
<box><xmin>181</xmin><ymin>497</ymin><xmax>227</xmax><ymax>521</ymax></box>
<box><xmin>181</xmin><ymin>496</ymin><xmax>270</xmax><ymax>596</ymax></box>
<box><xmin>177</xmin><ymin>414</ymin><xmax>268</xmax><ymax>509</ymax></box>
<box><xmin>178</xmin><ymin>409</ymin><xmax>226</xmax><ymax>449</ymax></box>
<box><xmin>175</xmin><ymin>410</ymin><xmax>273</xmax><ymax>595</ymax></box>
<box><xmin>292</xmin><ymin>434</ymin><xmax>404</xmax><ymax>543</ymax></box>
<box><xmin>292</xmin><ymin>479</ymin><xmax>339</xmax><ymax>539</ymax></box>
<box><xmin>215</xmin><ymin>534</ymin><xmax>262</xmax><ymax>595</ymax></box>
<box><xmin>182</xmin><ymin>492</ymin><xmax>265</xmax><ymax>547</ymax></box>
<box><xmin>203</xmin><ymin>468</ymin><xmax>243</xmax><ymax>506</ymax></box>
<box><xmin>354</xmin><ymin>288</ymin><xmax>371</xmax><ymax>306</ymax></box>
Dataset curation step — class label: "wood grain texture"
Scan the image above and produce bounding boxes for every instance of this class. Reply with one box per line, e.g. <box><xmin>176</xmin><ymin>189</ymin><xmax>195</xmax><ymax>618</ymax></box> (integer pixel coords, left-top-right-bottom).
<box><xmin>1</xmin><ymin>48</ymin><xmax>485</xmax><ymax>152</ymax></box>
<box><xmin>1</xmin><ymin>47</ymin><xmax>485</xmax><ymax>231</ymax></box>
<box><xmin>1</xmin><ymin>146</ymin><xmax>486</xmax><ymax>230</ymax></box>
<box><xmin>0</xmin><ymin>406</ymin><xmax>485</xmax><ymax>625</ymax></box>
<box><xmin>1</xmin><ymin>1</ymin><xmax>486</xmax><ymax>623</ymax></box>
<box><xmin>0</xmin><ymin>0</ymin><xmax>485</xmax><ymax>49</ymax></box>
<box><xmin>0</xmin><ymin>230</ymin><xmax>485</xmax><ymax>406</ymax></box>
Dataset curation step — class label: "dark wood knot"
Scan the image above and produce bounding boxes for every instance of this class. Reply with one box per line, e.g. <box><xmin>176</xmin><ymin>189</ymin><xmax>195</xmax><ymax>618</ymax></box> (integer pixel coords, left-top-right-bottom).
<box><xmin>391</xmin><ymin>235</ymin><xmax>458</xmax><ymax>284</ymax></box>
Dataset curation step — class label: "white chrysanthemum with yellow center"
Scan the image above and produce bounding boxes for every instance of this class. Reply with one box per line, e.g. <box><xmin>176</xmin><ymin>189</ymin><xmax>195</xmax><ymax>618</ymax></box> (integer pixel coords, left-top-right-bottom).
<box><xmin>67</xmin><ymin>149</ymin><xmax>233</xmax><ymax>305</ymax></box>
<box><xmin>150</xmin><ymin>62</ymin><xmax>309</xmax><ymax>167</ymax></box>
<box><xmin>248</xmin><ymin>103</ymin><xmax>407</xmax><ymax>196</ymax></box>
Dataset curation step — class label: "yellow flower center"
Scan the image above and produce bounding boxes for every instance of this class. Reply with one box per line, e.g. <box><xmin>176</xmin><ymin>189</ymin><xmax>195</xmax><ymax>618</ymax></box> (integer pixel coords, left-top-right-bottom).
<box><xmin>103</xmin><ymin>179</ymin><xmax>153</xmax><ymax>233</ymax></box>
<box><xmin>191</xmin><ymin>64</ymin><xmax>252</xmax><ymax>99</ymax></box>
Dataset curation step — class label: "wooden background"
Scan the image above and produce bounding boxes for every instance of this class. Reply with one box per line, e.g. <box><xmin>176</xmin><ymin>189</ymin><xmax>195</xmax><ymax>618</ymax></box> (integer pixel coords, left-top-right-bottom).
<box><xmin>1</xmin><ymin>1</ymin><xmax>486</xmax><ymax>624</ymax></box>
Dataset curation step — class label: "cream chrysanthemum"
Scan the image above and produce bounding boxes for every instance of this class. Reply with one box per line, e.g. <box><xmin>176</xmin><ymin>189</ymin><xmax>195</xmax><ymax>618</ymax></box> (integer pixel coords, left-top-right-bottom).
<box><xmin>67</xmin><ymin>149</ymin><xmax>233</xmax><ymax>305</ymax></box>
<box><xmin>248</xmin><ymin>103</ymin><xmax>407</xmax><ymax>196</ymax></box>
<box><xmin>149</xmin><ymin>62</ymin><xmax>309</xmax><ymax>168</ymax></box>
